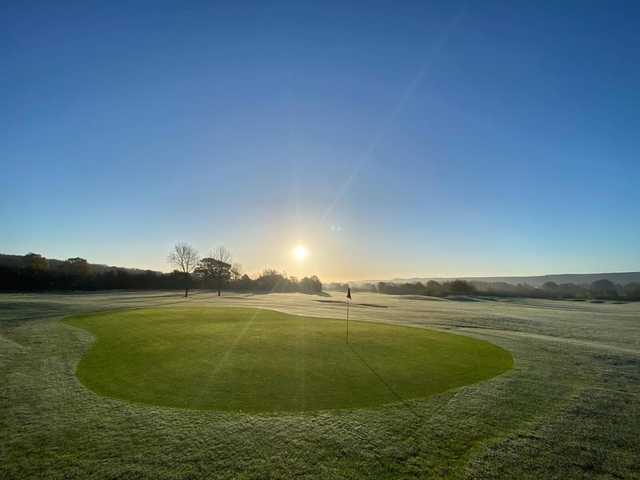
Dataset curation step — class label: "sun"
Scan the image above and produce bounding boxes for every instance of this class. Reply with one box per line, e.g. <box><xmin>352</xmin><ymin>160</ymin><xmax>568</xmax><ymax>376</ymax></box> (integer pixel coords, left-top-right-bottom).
<box><xmin>293</xmin><ymin>245</ymin><xmax>308</xmax><ymax>261</ymax></box>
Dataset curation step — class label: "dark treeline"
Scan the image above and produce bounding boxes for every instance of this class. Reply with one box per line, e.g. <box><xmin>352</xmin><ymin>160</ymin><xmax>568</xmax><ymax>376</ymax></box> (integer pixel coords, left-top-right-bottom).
<box><xmin>327</xmin><ymin>278</ymin><xmax>640</xmax><ymax>301</ymax></box>
<box><xmin>232</xmin><ymin>270</ymin><xmax>322</xmax><ymax>294</ymax></box>
<box><xmin>5</xmin><ymin>252</ymin><xmax>639</xmax><ymax>300</ymax></box>
<box><xmin>0</xmin><ymin>253</ymin><xmax>323</xmax><ymax>295</ymax></box>
<box><xmin>327</xmin><ymin>280</ymin><xmax>477</xmax><ymax>297</ymax></box>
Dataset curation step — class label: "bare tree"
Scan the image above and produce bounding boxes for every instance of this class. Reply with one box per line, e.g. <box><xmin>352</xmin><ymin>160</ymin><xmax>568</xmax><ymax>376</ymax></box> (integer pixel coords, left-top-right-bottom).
<box><xmin>212</xmin><ymin>246</ymin><xmax>232</xmax><ymax>266</ymax></box>
<box><xmin>168</xmin><ymin>243</ymin><xmax>199</xmax><ymax>297</ymax></box>
<box><xmin>230</xmin><ymin>263</ymin><xmax>242</xmax><ymax>281</ymax></box>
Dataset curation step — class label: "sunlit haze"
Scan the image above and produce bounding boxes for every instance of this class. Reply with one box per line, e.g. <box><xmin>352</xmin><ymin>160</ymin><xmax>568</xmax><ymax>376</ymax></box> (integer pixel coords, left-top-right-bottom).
<box><xmin>293</xmin><ymin>245</ymin><xmax>308</xmax><ymax>261</ymax></box>
<box><xmin>2</xmin><ymin>2</ymin><xmax>639</xmax><ymax>281</ymax></box>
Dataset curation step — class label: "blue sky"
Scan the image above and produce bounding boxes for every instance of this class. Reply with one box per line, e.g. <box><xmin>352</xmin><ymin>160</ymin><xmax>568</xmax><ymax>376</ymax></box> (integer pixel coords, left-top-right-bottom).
<box><xmin>2</xmin><ymin>1</ymin><xmax>639</xmax><ymax>280</ymax></box>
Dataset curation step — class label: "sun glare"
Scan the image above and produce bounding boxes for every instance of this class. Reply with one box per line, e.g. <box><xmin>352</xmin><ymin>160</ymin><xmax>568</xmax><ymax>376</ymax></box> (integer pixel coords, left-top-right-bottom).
<box><xmin>293</xmin><ymin>245</ymin><xmax>308</xmax><ymax>261</ymax></box>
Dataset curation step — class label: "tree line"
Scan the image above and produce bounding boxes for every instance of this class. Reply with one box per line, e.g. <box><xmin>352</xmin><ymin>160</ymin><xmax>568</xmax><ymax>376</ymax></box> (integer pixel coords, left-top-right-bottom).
<box><xmin>167</xmin><ymin>243</ymin><xmax>322</xmax><ymax>297</ymax></box>
<box><xmin>0</xmin><ymin>247</ymin><xmax>322</xmax><ymax>296</ymax></box>
<box><xmin>327</xmin><ymin>278</ymin><xmax>640</xmax><ymax>301</ymax></box>
<box><xmin>3</xmin><ymin>249</ymin><xmax>638</xmax><ymax>301</ymax></box>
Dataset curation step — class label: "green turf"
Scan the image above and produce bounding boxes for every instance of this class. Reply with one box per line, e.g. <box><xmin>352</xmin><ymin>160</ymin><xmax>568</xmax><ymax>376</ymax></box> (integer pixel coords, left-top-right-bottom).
<box><xmin>65</xmin><ymin>307</ymin><xmax>512</xmax><ymax>412</ymax></box>
<box><xmin>3</xmin><ymin>292</ymin><xmax>640</xmax><ymax>478</ymax></box>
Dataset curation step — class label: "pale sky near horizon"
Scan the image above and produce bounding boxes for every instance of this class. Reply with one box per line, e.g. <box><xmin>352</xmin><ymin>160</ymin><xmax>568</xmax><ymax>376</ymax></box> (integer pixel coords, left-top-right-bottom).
<box><xmin>2</xmin><ymin>1</ymin><xmax>639</xmax><ymax>282</ymax></box>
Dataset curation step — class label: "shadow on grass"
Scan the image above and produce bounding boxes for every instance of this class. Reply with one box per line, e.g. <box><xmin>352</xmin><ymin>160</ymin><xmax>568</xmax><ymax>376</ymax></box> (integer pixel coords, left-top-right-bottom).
<box><xmin>314</xmin><ymin>299</ymin><xmax>388</xmax><ymax>308</ymax></box>
<box><xmin>0</xmin><ymin>302</ymin><xmax>74</xmax><ymax>325</ymax></box>
<box><xmin>242</xmin><ymin>290</ymin><xmax>331</xmax><ymax>297</ymax></box>
<box><xmin>347</xmin><ymin>342</ymin><xmax>424</xmax><ymax>420</ymax></box>
<box><xmin>446</xmin><ymin>295</ymin><xmax>480</xmax><ymax>302</ymax></box>
<box><xmin>398</xmin><ymin>295</ymin><xmax>445</xmax><ymax>301</ymax></box>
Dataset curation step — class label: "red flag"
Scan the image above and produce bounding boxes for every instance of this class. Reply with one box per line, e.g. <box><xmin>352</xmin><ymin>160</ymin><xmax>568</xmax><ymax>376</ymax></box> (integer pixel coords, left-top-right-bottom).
<box><xmin>346</xmin><ymin>287</ymin><xmax>351</xmax><ymax>300</ymax></box>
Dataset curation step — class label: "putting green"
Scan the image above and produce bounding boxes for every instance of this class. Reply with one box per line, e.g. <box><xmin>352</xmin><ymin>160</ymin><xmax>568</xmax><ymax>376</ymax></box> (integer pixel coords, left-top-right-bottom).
<box><xmin>66</xmin><ymin>307</ymin><xmax>512</xmax><ymax>412</ymax></box>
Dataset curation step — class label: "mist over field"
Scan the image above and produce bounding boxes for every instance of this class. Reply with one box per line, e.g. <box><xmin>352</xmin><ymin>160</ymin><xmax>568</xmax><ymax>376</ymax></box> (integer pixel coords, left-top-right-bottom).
<box><xmin>381</xmin><ymin>272</ymin><xmax>640</xmax><ymax>287</ymax></box>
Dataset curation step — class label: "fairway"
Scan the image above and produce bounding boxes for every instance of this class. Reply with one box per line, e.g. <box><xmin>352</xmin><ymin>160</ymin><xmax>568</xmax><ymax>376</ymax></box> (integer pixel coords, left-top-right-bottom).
<box><xmin>4</xmin><ymin>292</ymin><xmax>640</xmax><ymax>478</ymax></box>
<box><xmin>66</xmin><ymin>307</ymin><xmax>512</xmax><ymax>412</ymax></box>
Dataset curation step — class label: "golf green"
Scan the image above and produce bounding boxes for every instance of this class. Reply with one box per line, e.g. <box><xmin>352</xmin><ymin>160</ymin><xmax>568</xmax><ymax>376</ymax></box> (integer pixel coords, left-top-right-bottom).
<box><xmin>66</xmin><ymin>307</ymin><xmax>512</xmax><ymax>412</ymax></box>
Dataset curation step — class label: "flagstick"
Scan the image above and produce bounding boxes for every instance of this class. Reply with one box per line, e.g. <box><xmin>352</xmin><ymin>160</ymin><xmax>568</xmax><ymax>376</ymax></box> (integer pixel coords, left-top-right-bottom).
<box><xmin>346</xmin><ymin>299</ymin><xmax>350</xmax><ymax>344</ymax></box>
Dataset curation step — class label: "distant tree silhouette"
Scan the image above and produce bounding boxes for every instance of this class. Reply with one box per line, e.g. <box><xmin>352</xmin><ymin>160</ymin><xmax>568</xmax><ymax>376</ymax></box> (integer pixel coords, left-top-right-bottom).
<box><xmin>256</xmin><ymin>269</ymin><xmax>286</xmax><ymax>291</ymax></box>
<box><xmin>168</xmin><ymin>243</ymin><xmax>199</xmax><ymax>297</ymax></box>
<box><xmin>23</xmin><ymin>253</ymin><xmax>48</xmax><ymax>271</ymax></box>
<box><xmin>425</xmin><ymin>280</ymin><xmax>443</xmax><ymax>296</ymax></box>
<box><xmin>541</xmin><ymin>281</ymin><xmax>559</xmax><ymax>298</ymax></box>
<box><xmin>624</xmin><ymin>282</ymin><xmax>640</xmax><ymax>301</ymax></box>
<box><xmin>64</xmin><ymin>257</ymin><xmax>89</xmax><ymax>275</ymax></box>
<box><xmin>446</xmin><ymin>280</ymin><xmax>476</xmax><ymax>295</ymax></box>
<box><xmin>62</xmin><ymin>257</ymin><xmax>89</xmax><ymax>288</ymax></box>
<box><xmin>236</xmin><ymin>274</ymin><xmax>254</xmax><ymax>291</ymax></box>
<box><xmin>299</xmin><ymin>275</ymin><xmax>322</xmax><ymax>293</ymax></box>
<box><xmin>590</xmin><ymin>279</ymin><xmax>618</xmax><ymax>299</ymax></box>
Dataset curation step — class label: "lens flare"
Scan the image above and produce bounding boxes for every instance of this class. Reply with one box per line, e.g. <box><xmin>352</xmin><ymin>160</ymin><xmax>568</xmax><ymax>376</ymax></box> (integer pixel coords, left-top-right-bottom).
<box><xmin>293</xmin><ymin>245</ymin><xmax>308</xmax><ymax>260</ymax></box>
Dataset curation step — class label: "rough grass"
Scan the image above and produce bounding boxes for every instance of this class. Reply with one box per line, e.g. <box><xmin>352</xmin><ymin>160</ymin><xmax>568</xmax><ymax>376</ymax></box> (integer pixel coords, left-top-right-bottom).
<box><xmin>1</xmin><ymin>291</ymin><xmax>639</xmax><ymax>479</ymax></box>
<box><xmin>65</xmin><ymin>307</ymin><xmax>512</xmax><ymax>412</ymax></box>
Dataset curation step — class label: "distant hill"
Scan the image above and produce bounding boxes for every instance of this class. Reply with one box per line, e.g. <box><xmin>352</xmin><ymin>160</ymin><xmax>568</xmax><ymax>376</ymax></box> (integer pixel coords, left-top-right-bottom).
<box><xmin>355</xmin><ymin>272</ymin><xmax>640</xmax><ymax>287</ymax></box>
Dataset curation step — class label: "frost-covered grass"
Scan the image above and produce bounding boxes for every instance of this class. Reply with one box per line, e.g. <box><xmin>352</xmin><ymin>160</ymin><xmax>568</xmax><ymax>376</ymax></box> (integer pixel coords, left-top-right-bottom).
<box><xmin>1</xmin><ymin>291</ymin><xmax>639</xmax><ymax>479</ymax></box>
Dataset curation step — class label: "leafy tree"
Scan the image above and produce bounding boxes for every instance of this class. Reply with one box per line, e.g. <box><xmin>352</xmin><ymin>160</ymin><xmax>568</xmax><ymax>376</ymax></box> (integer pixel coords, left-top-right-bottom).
<box><xmin>196</xmin><ymin>258</ymin><xmax>231</xmax><ymax>295</ymax></box>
